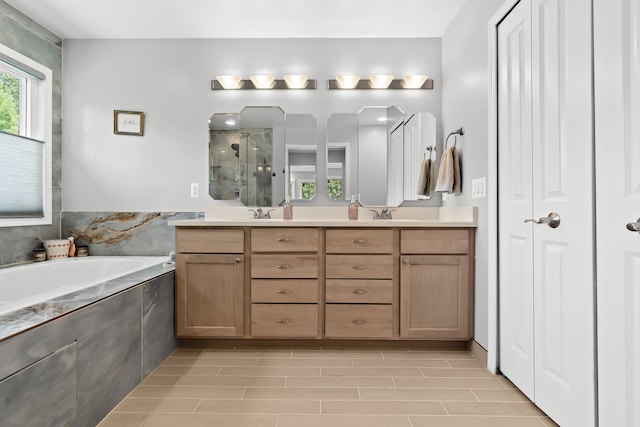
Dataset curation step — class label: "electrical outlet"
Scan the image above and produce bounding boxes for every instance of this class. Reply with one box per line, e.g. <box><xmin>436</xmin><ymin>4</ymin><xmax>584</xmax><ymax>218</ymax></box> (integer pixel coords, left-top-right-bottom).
<box><xmin>190</xmin><ymin>183</ymin><xmax>199</xmax><ymax>198</ymax></box>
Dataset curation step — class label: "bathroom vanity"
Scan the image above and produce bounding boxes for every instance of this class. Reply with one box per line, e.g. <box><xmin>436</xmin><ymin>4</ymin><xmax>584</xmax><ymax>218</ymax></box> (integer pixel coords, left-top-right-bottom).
<box><xmin>170</xmin><ymin>207</ymin><xmax>476</xmax><ymax>342</ymax></box>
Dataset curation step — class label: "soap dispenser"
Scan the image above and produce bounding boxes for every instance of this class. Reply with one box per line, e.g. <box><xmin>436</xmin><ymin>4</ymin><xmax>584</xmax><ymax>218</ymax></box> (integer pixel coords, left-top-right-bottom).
<box><xmin>283</xmin><ymin>196</ymin><xmax>293</xmax><ymax>220</ymax></box>
<box><xmin>348</xmin><ymin>195</ymin><xmax>359</xmax><ymax>220</ymax></box>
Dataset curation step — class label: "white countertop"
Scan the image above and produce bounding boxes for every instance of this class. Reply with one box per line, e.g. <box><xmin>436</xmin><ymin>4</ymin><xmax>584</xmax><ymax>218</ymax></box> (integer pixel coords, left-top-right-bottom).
<box><xmin>168</xmin><ymin>206</ymin><xmax>477</xmax><ymax>228</ymax></box>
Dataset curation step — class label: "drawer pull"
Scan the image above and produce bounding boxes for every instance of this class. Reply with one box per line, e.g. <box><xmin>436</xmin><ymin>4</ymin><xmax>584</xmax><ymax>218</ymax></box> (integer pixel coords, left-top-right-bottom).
<box><xmin>276</xmin><ymin>289</ymin><xmax>292</xmax><ymax>294</ymax></box>
<box><xmin>235</xmin><ymin>257</ymin><xmax>242</xmax><ymax>263</ymax></box>
<box><xmin>352</xmin><ymin>265</ymin><xmax>367</xmax><ymax>270</ymax></box>
<box><xmin>276</xmin><ymin>265</ymin><xmax>292</xmax><ymax>269</ymax></box>
<box><xmin>351</xmin><ymin>239</ymin><xmax>367</xmax><ymax>244</ymax></box>
<box><xmin>352</xmin><ymin>289</ymin><xmax>368</xmax><ymax>295</ymax></box>
<box><xmin>276</xmin><ymin>319</ymin><xmax>292</xmax><ymax>324</ymax></box>
<box><xmin>276</xmin><ymin>237</ymin><xmax>292</xmax><ymax>242</ymax></box>
<box><xmin>352</xmin><ymin>319</ymin><xmax>367</xmax><ymax>325</ymax></box>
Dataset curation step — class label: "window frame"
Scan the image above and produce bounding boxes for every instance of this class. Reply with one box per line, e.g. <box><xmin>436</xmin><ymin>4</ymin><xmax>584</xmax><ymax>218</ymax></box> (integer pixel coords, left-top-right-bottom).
<box><xmin>0</xmin><ymin>43</ymin><xmax>52</xmax><ymax>227</ymax></box>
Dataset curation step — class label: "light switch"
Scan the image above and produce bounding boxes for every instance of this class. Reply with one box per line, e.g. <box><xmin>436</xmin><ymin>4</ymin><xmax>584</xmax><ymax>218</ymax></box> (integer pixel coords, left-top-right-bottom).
<box><xmin>472</xmin><ymin>177</ymin><xmax>486</xmax><ymax>199</ymax></box>
<box><xmin>190</xmin><ymin>183</ymin><xmax>199</xmax><ymax>198</ymax></box>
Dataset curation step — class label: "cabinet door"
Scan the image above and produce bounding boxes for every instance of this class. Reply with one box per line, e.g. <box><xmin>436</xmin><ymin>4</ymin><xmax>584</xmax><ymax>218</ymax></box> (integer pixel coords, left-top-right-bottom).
<box><xmin>176</xmin><ymin>254</ymin><xmax>244</xmax><ymax>337</ymax></box>
<box><xmin>400</xmin><ymin>255</ymin><xmax>470</xmax><ymax>339</ymax></box>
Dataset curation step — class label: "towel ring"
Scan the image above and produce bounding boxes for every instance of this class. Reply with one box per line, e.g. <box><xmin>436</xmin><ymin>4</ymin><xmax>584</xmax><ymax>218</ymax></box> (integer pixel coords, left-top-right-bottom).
<box><xmin>424</xmin><ymin>146</ymin><xmax>435</xmax><ymax>160</ymax></box>
<box><xmin>445</xmin><ymin>127</ymin><xmax>465</xmax><ymax>149</ymax></box>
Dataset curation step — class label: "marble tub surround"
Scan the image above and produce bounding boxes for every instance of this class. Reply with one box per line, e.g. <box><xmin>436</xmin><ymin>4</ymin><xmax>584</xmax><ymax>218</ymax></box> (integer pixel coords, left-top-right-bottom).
<box><xmin>0</xmin><ymin>272</ymin><xmax>177</xmax><ymax>427</ymax></box>
<box><xmin>168</xmin><ymin>206</ymin><xmax>478</xmax><ymax>227</ymax></box>
<box><xmin>62</xmin><ymin>211</ymin><xmax>195</xmax><ymax>256</ymax></box>
<box><xmin>0</xmin><ymin>258</ymin><xmax>174</xmax><ymax>342</ymax></box>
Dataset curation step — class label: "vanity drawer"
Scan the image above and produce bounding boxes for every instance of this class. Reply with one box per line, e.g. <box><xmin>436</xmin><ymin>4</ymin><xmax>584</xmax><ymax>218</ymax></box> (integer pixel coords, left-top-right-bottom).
<box><xmin>251</xmin><ymin>254</ymin><xmax>318</xmax><ymax>278</ymax></box>
<box><xmin>176</xmin><ymin>228</ymin><xmax>244</xmax><ymax>253</ymax></box>
<box><xmin>325</xmin><ymin>279</ymin><xmax>393</xmax><ymax>304</ymax></box>
<box><xmin>325</xmin><ymin>229</ymin><xmax>393</xmax><ymax>254</ymax></box>
<box><xmin>251</xmin><ymin>304</ymin><xmax>318</xmax><ymax>337</ymax></box>
<box><xmin>325</xmin><ymin>304</ymin><xmax>392</xmax><ymax>338</ymax></box>
<box><xmin>326</xmin><ymin>255</ymin><xmax>393</xmax><ymax>279</ymax></box>
<box><xmin>252</xmin><ymin>228</ymin><xmax>319</xmax><ymax>253</ymax></box>
<box><xmin>251</xmin><ymin>279</ymin><xmax>318</xmax><ymax>303</ymax></box>
<box><xmin>401</xmin><ymin>229</ymin><xmax>470</xmax><ymax>254</ymax></box>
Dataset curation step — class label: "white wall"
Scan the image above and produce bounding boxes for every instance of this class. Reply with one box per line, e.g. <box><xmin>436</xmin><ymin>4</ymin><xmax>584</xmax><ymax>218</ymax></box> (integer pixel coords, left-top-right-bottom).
<box><xmin>62</xmin><ymin>38</ymin><xmax>442</xmax><ymax>211</ymax></box>
<box><xmin>441</xmin><ymin>0</ymin><xmax>506</xmax><ymax>349</ymax></box>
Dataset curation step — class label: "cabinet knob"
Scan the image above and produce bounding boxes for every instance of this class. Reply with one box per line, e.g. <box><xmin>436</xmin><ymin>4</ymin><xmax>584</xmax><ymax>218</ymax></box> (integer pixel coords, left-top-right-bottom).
<box><xmin>352</xmin><ymin>319</ymin><xmax>367</xmax><ymax>325</ymax></box>
<box><xmin>276</xmin><ymin>265</ymin><xmax>292</xmax><ymax>270</ymax></box>
<box><xmin>276</xmin><ymin>237</ymin><xmax>291</xmax><ymax>242</ymax></box>
<box><xmin>352</xmin><ymin>265</ymin><xmax>367</xmax><ymax>270</ymax></box>
<box><xmin>352</xmin><ymin>289</ymin><xmax>368</xmax><ymax>295</ymax></box>
<box><xmin>351</xmin><ymin>239</ymin><xmax>367</xmax><ymax>244</ymax></box>
<box><xmin>276</xmin><ymin>289</ymin><xmax>292</xmax><ymax>294</ymax></box>
<box><xmin>235</xmin><ymin>257</ymin><xmax>242</xmax><ymax>263</ymax></box>
<box><xmin>402</xmin><ymin>258</ymin><xmax>409</xmax><ymax>264</ymax></box>
<box><xmin>276</xmin><ymin>319</ymin><xmax>292</xmax><ymax>324</ymax></box>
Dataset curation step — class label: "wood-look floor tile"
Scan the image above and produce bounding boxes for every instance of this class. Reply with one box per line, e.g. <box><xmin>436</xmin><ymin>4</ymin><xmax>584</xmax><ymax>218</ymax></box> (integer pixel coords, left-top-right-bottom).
<box><xmin>358</xmin><ymin>388</ymin><xmax>477</xmax><ymax>402</ymax></box>
<box><xmin>382</xmin><ymin>351</ymin><xmax>474</xmax><ymax>360</ymax></box>
<box><xmin>322</xmin><ymin>400</ymin><xmax>447</xmax><ymax>415</ymax></box>
<box><xmin>442</xmin><ymin>401</ymin><xmax>547</xmax><ymax>416</ymax></box>
<box><xmin>201</xmin><ymin>350</ymin><xmax>293</xmax><ymax>359</ymax></box>
<box><xmin>257</xmin><ymin>358</ymin><xmax>353</xmax><ymax>367</ymax></box>
<box><xmin>293</xmin><ymin>350</ymin><xmax>383</xmax><ymax>359</ymax></box>
<box><xmin>114</xmin><ymin>398</ymin><xmax>199</xmax><ymax>413</ymax></box>
<box><xmin>140</xmin><ymin>375</ymin><xmax>181</xmax><ymax>386</ymax></box>
<box><xmin>177</xmin><ymin>376</ymin><xmax>286</xmax><ymax>387</ymax></box>
<box><xmin>409</xmin><ymin>416</ymin><xmax>548</xmax><ymax>427</ymax></box>
<box><xmin>129</xmin><ymin>385</ymin><xmax>245</xmax><ymax>399</ymax></box>
<box><xmin>393</xmin><ymin>377</ymin><xmax>505</xmax><ymax>389</ymax></box>
<box><xmin>195</xmin><ymin>399</ymin><xmax>320</xmax><ymax>414</ymax></box>
<box><xmin>97</xmin><ymin>412</ymin><xmax>148</xmax><ymax>427</ymax></box>
<box><xmin>539</xmin><ymin>416</ymin><xmax>561</xmax><ymax>426</ymax></box>
<box><xmin>322</xmin><ymin>367</ymin><xmax>423</xmax><ymax>377</ymax></box>
<box><xmin>421</xmin><ymin>368</ymin><xmax>495</xmax><ymax>378</ymax></box>
<box><xmin>286</xmin><ymin>376</ymin><xmax>395</xmax><ymax>388</ymax></box>
<box><xmin>497</xmin><ymin>376</ymin><xmax>519</xmax><ymax>389</ymax></box>
<box><xmin>243</xmin><ymin>387</ymin><xmax>359</xmax><ymax>400</ymax></box>
<box><xmin>219</xmin><ymin>367</ymin><xmax>321</xmax><ymax>377</ymax></box>
<box><xmin>169</xmin><ymin>349</ymin><xmax>203</xmax><ymax>357</ymax></box>
<box><xmin>276</xmin><ymin>414</ymin><xmax>412</xmax><ymax>427</ymax></box>
<box><xmin>471</xmin><ymin>388</ymin><xmax>531</xmax><ymax>402</ymax></box>
<box><xmin>446</xmin><ymin>359</ymin><xmax>485</xmax><ymax>368</ymax></box>
<box><xmin>153</xmin><ymin>365</ymin><xmax>222</xmax><ymax>376</ymax></box>
<box><xmin>163</xmin><ymin>357</ymin><xmax>259</xmax><ymax>366</ymax></box>
<box><xmin>353</xmin><ymin>359</ymin><xmax>449</xmax><ymax>368</ymax></box>
<box><xmin>141</xmin><ymin>413</ymin><xmax>278</xmax><ymax>427</ymax></box>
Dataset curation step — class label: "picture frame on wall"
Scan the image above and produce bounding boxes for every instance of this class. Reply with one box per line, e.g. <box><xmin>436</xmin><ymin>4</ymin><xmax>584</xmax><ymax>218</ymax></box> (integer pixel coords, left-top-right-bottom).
<box><xmin>114</xmin><ymin>110</ymin><xmax>145</xmax><ymax>136</ymax></box>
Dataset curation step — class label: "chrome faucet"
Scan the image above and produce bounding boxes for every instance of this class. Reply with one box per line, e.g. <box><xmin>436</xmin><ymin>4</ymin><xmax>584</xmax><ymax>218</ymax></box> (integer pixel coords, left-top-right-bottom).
<box><xmin>369</xmin><ymin>208</ymin><xmax>396</xmax><ymax>220</ymax></box>
<box><xmin>249</xmin><ymin>207</ymin><xmax>275</xmax><ymax>219</ymax></box>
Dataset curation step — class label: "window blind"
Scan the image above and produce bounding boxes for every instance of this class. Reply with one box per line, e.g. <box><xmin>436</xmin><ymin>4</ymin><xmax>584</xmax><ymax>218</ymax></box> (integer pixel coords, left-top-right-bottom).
<box><xmin>0</xmin><ymin>131</ymin><xmax>44</xmax><ymax>217</ymax></box>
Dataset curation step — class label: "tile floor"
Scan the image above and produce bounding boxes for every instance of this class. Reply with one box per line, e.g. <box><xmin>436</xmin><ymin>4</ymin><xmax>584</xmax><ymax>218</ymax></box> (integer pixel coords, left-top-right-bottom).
<box><xmin>98</xmin><ymin>347</ymin><xmax>559</xmax><ymax>427</ymax></box>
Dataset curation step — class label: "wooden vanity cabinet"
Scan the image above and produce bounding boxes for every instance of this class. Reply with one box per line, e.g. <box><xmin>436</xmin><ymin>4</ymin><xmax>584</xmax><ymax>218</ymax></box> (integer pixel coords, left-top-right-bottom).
<box><xmin>175</xmin><ymin>229</ymin><xmax>245</xmax><ymax>337</ymax></box>
<box><xmin>325</xmin><ymin>229</ymin><xmax>395</xmax><ymax>338</ymax></box>
<box><xmin>250</xmin><ymin>228</ymin><xmax>320</xmax><ymax>338</ymax></box>
<box><xmin>400</xmin><ymin>229</ymin><xmax>474</xmax><ymax>339</ymax></box>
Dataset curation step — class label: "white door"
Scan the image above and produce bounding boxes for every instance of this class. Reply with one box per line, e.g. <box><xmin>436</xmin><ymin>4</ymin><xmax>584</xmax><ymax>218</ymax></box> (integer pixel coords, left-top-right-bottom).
<box><xmin>498</xmin><ymin>0</ymin><xmax>535</xmax><ymax>399</ymax></box>
<box><xmin>498</xmin><ymin>0</ymin><xmax>596</xmax><ymax>425</ymax></box>
<box><xmin>594</xmin><ymin>0</ymin><xmax>640</xmax><ymax>425</ymax></box>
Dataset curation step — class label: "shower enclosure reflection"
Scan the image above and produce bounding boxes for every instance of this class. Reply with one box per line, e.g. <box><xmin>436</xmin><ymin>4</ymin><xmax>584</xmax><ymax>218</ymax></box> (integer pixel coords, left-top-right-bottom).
<box><xmin>209</xmin><ymin>107</ymin><xmax>284</xmax><ymax>206</ymax></box>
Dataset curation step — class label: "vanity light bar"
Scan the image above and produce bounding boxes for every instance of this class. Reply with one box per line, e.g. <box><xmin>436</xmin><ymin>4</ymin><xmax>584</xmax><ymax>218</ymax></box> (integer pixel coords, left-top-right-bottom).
<box><xmin>212</xmin><ymin>75</ymin><xmax>317</xmax><ymax>90</ymax></box>
<box><xmin>327</xmin><ymin>78</ymin><xmax>434</xmax><ymax>90</ymax></box>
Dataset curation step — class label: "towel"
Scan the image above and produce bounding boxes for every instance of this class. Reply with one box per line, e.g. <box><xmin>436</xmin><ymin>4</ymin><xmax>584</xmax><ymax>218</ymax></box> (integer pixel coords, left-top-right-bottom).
<box><xmin>417</xmin><ymin>159</ymin><xmax>429</xmax><ymax>195</ymax></box>
<box><xmin>435</xmin><ymin>147</ymin><xmax>454</xmax><ymax>192</ymax></box>
<box><xmin>435</xmin><ymin>147</ymin><xmax>462</xmax><ymax>194</ymax></box>
<box><xmin>452</xmin><ymin>146</ymin><xmax>461</xmax><ymax>194</ymax></box>
<box><xmin>427</xmin><ymin>158</ymin><xmax>436</xmax><ymax>196</ymax></box>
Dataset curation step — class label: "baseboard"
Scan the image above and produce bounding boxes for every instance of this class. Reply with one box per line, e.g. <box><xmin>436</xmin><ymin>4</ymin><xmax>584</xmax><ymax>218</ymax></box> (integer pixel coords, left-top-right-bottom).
<box><xmin>468</xmin><ymin>339</ymin><xmax>488</xmax><ymax>368</ymax></box>
<box><xmin>178</xmin><ymin>339</ymin><xmax>472</xmax><ymax>351</ymax></box>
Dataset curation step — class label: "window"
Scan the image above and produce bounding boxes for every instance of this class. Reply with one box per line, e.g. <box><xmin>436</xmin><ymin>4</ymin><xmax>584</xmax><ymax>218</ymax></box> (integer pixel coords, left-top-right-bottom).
<box><xmin>0</xmin><ymin>43</ymin><xmax>52</xmax><ymax>227</ymax></box>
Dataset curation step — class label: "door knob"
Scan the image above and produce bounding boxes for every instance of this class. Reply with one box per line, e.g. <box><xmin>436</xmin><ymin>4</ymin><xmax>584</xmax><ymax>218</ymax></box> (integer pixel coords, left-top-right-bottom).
<box><xmin>626</xmin><ymin>218</ymin><xmax>640</xmax><ymax>232</ymax></box>
<box><xmin>524</xmin><ymin>212</ymin><xmax>561</xmax><ymax>228</ymax></box>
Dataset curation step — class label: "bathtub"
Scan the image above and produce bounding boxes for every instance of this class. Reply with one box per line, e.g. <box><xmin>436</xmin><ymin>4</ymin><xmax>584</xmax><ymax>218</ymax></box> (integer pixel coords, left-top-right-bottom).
<box><xmin>0</xmin><ymin>256</ymin><xmax>168</xmax><ymax>316</ymax></box>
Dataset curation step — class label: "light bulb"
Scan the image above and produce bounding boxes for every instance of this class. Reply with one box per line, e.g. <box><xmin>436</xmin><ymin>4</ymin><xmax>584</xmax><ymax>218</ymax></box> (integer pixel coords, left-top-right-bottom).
<box><xmin>250</xmin><ymin>75</ymin><xmax>275</xmax><ymax>89</ymax></box>
<box><xmin>216</xmin><ymin>75</ymin><xmax>242</xmax><ymax>89</ymax></box>
<box><xmin>402</xmin><ymin>74</ymin><xmax>429</xmax><ymax>89</ymax></box>
<box><xmin>369</xmin><ymin>74</ymin><xmax>394</xmax><ymax>89</ymax></box>
<box><xmin>335</xmin><ymin>75</ymin><xmax>361</xmax><ymax>89</ymax></box>
<box><xmin>284</xmin><ymin>74</ymin><xmax>308</xmax><ymax>89</ymax></box>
